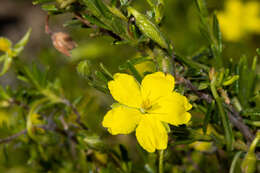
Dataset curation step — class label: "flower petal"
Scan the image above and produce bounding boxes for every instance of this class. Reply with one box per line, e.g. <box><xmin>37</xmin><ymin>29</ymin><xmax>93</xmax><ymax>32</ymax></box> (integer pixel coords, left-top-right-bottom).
<box><xmin>148</xmin><ymin>92</ymin><xmax>192</xmax><ymax>126</ymax></box>
<box><xmin>141</xmin><ymin>72</ymin><xmax>175</xmax><ymax>102</ymax></box>
<box><xmin>102</xmin><ymin>105</ymin><xmax>141</xmax><ymax>135</ymax></box>
<box><xmin>135</xmin><ymin>116</ymin><xmax>168</xmax><ymax>152</ymax></box>
<box><xmin>108</xmin><ymin>73</ymin><xmax>142</xmax><ymax>108</ymax></box>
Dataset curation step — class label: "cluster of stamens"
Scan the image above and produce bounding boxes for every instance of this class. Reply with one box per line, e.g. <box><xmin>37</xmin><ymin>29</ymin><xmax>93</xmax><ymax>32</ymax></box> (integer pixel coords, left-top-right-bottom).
<box><xmin>140</xmin><ymin>99</ymin><xmax>152</xmax><ymax>114</ymax></box>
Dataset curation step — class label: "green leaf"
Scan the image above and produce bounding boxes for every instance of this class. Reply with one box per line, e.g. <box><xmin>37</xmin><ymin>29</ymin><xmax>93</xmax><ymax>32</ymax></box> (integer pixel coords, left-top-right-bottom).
<box><xmin>83</xmin><ymin>0</ymin><xmax>103</xmax><ymax>18</ymax></box>
<box><xmin>203</xmin><ymin>100</ymin><xmax>215</xmax><ymax>134</ymax></box>
<box><xmin>81</xmin><ymin>14</ymin><xmax>110</xmax><ymax>30</ymax></box>
<box><xmin>110</xmin><ymin>0</ymin><xmax>117</xmax><ymax>6</ymax></box>
<box><xmin>127</xmin><ymin>7</ymin><xmax>168</xmax><ymax>49</ymax></box>
<box><xmin>212</xmin><ymin>13</ymin><xmax>222</xmax><ymax>53</ymax></box>
<box><xmin>223</xmin><ymin>75</ymin><xmax>239</xmax><ymax>86</ymax></box>
<box><xmin>0</xmin><ymin>55</ymin><xmax>6</xmax><ymax>62</ymax></box>
<box><xmin>95</xmin><ymin>71</ymin><xmax>109</xmax><ymax>83</ymax></box>
<box><xmin>63</xmin><ymin>19</ymin><xmax>83</xmax><ymax>27</ymax></box>
<box><xmin>155</xmin><ymin>0</ymin><xmax>165</xmax><ymax>24</ymax></box>
<box><xmin>256</xmin><ymin>48</ymin><xmax>260</xmax><ymax>56</ymax></box>
<box><xmin>194</xmin><ymin>0</ymin><xmax>208</xmax><ymax>18</ymax></box>
<box><xmin>0</xmin><ymin>57</ymin><xmax>12</xmax><ymax>77</ymax></box>
<box><xmin>83</xmin><ymin>0</ymin><xmax>128</xmax><ymax>39</ymax></box>
<box><xmin>99</xmin><ymin>63</ymin><xmax>113</xmax><ymax>80</ymax></box>
<box><xmin>13</xmin><ymin>28</ymin><xmax>32</xmax><ymax>56</ymax></box>
<box><xmin>95</xmin><ymin>0</ymin><xmax>113</xmax><ymax>20</ymax></box>
<box><xmin>126</xmin><ymin>60</ymin><xmax>142</xmax><ymax>83</ymax></box>
<box><xmin>236</xmin><ymin>56</ymin><xmax>257</xmax><ymax>107</ymax></box>
<box><xmin>210</xmin><ymin>72</ymin><xmax>234</xmax><ymax>151</ymax></box>
<box><xmin>56</xmin><ymin>0</ymin><xmax>76</xmax><ymax>8</ymax></box>
<box><xmin>119</xmin><ymin>0</ymin><xmax>128</xmax><ymax>6</ymax></box>
<box><xmin>146</xmin><ymin>0</ymin><xmax>157</xmax><ymax>7</ymax></box>
<box><xmin>41</xmin><ymin>4</ymin><xmax>59</xmax><ymax>12</ymax></box>
<box><xmin>119</xmin><ymin>56</ymin><xmax>153</xmax><ymax>70</ymax></box>
<box><xmin>0</xmin><ymin>86</ymin><xmax>11</xmax><ymax>100</ymax></box>
<box><xmin>229</xmin><ymin>151</ymin><xmax>243</xmax><ymax>173</ymax></box>
<box><xmin>0</xmin><ymin>37</ymin><xmax>12</xmax><ymax>53</ymax></box>
<box><xmin>32</xmin><ymin>0</ymin><xmax>54</xmax><ymax>5</ymax></box>
<box><xmin>27</xmin><ymin>98</ymin><xmax>48</xmax><ymax>140</ymax></box>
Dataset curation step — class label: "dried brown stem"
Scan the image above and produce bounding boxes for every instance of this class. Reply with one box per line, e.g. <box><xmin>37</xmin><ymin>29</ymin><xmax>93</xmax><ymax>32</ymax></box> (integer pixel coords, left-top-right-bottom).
<box><xmin>45</xmin><ymin>15</ymin><xmax>52</xmax><ymax>35</ymax></box>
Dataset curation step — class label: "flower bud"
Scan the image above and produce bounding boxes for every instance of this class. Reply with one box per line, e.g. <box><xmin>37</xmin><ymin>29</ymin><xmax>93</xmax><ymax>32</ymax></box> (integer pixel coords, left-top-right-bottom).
<box><xmin>77</xmin><ymin>60</ymin><xmax>92</xmax><ymax>77</ymax></box>
<box><xmin>51</xmin><ymin>32</ymin><xmax>77</xmax><ymax>57</ymax></box>
<box><xmin>83</xmin><ymin>134</ymin><xmax>105</xmax><ymax>150</ymax></box>
<box><xmin>241</xmin><ymin>131</ymin><xmax>260</xmax><ymax>173</ymax></box>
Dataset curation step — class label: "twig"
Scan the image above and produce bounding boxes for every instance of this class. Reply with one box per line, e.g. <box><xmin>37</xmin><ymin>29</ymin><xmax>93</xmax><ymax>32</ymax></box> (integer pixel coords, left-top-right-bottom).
<box><xmin>226</xmin><ymin>106</ymin><xmax>254</xmax><ymax>142</ymax></box>
<box><xmin>176</xmin><ymin>75</ymin><xmax>255</xmax><ymax>144</ymax></box>
<box><xmin>59</xmin><ymin>114</ymin><xmax>77</xmax><ymax>158</ymax></box>
<box><xmin>176</xmin><ymin>75</ymin><xmax>213</xmax><ymax>103</ymax></box>
<box><xmin>0</xmin><ymin>125</ymin><xmax>78</xmax><ymax>145</ymax></box>
<box><xmin>74</xmin><ymin>13</ymin><xmax>97</xmax><ymax>29</ymax></box>
<box><xmin>74</xmin><ymin>13</ymin><xmax>122</xmax><ymax>41</ymax></box>
<box><xmin>0</xmin><ymin>130</ymin><xmax>27</xmax><ymax>144</ymax></box>
<box><xmin>45</xmin><ymin>15</ymin><xmax>53</xmax><ymax>35</ymax></box>
<box><xmin>63</xmin><ymin>99</ymin><xmax>88</xmax><ymax>130</ymax></box>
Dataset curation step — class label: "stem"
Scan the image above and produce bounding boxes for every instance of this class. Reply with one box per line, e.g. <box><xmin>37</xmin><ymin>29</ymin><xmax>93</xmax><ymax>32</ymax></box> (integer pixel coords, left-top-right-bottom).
<box><xmin>0</xmin><ymin>130</ymin><xmax>27</xmax><ymax>144</ymax></box>
<box><xmin>210</xmin><ymin>76</ymin><xmax>233</xmax><ymax>151</ymax></box>
<box><xmin>159</xmin><ymin>150</ymin><xmax>164</xmax><ymax>173</ymax></box>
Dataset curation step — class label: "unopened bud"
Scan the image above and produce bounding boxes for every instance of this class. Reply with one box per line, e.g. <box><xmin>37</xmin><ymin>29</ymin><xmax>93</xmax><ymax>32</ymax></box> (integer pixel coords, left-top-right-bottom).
<box><xmin>241</xmin><ymin>131</ymin><xmax>260</xmax><ymax>173</ymax></box>
<box><xmin>51</xmin><ymin>32</ymin><xmax>77</xmax><ymax>57</ymax></box>
<box><xmin>84</xmin><ymin>134</ymin><xmax>105</xmax><ymax>150</ymax></box>
<box><xmin>77</xmin><ymin>60</ymin><xmax>92</xmax><ymax>77</ymax></box>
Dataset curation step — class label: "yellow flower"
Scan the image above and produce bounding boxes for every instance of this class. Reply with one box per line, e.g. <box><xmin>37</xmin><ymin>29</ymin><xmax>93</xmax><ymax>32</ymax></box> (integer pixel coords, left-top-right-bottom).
<box><xmin>102</xmin><ymin>72</ymin><xmax>192</xmax><ymax>152</ymax></box>
<box><xmin>0</xmin><ymin>37</ymin><xmax>13</xmax><ymax>55</ymax></box>
<box><xmin>218</xmin><ymin>0</ymin><xmax>260</xmax><ymax>41</ymax></box>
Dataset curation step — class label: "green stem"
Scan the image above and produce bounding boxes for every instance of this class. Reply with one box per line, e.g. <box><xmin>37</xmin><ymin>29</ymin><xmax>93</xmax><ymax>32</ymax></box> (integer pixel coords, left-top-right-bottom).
<box><xmin>210</xmin><ymin>76</ymin><xmax>233</xmax><ymax>151</ymax></box>
<box><xmin>159</xmin><ymin>150</ymin><xmax>164</xmax><ymax>173</ymax></box>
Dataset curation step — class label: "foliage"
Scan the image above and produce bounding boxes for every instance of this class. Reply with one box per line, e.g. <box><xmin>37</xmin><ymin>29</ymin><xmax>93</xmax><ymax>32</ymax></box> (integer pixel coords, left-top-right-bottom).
<box><xmin>0</xmin><ymin>0</ymin><xmax>259</xmax><ymax>173</ymax></box>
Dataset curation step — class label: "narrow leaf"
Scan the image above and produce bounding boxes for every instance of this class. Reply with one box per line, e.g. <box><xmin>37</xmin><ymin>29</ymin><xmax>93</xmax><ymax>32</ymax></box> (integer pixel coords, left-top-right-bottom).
<box><xmin>13</xmin><ymin>28</ymin><xmax>32</xmax><ymax>56</ymax></box>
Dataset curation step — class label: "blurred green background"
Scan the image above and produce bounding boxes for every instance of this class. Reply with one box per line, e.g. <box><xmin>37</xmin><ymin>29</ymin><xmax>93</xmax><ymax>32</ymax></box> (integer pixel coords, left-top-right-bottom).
<box><xmin>0</xmin><ymin>0</ymin><xmax>259</xmax><ymax>172</ymax></box>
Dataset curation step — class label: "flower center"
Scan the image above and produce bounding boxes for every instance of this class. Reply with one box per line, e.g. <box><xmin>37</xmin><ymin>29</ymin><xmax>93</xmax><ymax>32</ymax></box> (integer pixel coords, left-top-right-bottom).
<box><xmin>140</xmin><ymin>99</ymin><xmax>152</xmax><ymax>114</ymax></box>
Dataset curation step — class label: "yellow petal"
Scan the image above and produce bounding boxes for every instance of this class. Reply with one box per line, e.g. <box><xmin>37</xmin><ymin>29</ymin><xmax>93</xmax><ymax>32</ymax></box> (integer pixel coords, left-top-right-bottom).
<box><xmin>148</xmin><ymin>92</ymin><xmax>192</xmax><ymax>126</ymax></box>
<box><xmin>0</xmin><ymin>37</ymin><xmax>12</xmax><ymax>53</ymax></box>
<box><xmin>102</xmin><ymin>105</ymin><xmax>141</xmax><ymax>135</ymax></box>
<box><xmin>108</xmin><ymin>73</ymin><xmax>142</xmax><ymax>108</ymax></box>
<box><xmin>141</xmin><ymin>72</ymin><xmax>175</xmax><ymax>103</ymax></box>
<box><xmin>135</xmin><ymin>116</ymin><xmax>168</xmax><ymax>152</ymax></box>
